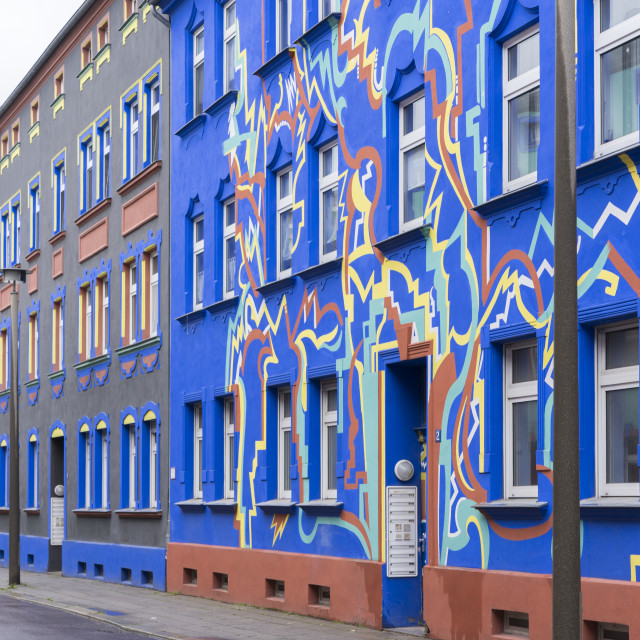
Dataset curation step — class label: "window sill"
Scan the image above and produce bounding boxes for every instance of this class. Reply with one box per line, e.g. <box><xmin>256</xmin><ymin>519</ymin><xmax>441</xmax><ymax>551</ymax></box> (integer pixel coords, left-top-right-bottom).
<box><xmin>0</xmin><ymin>508</ymin><xmax>9</xmax><ymax>515</ymax></box>
<box><xmin>204</xmin><ymin>296</ymin><xmax>239</xmax><ymax>321</ymax></box>
<box><xmin>49</xmin><ymin>230</ymin><xmax>66</xmax><ymax>246</ymax></box>
<box><xmin>256</xmin><ymin>499</ymin><xmax>296</xmax><ymax>514</ymax></box>
<box><xmin>115</xmin><ymin>508</ymin><xmax>162</xmax><ymax>519</ymax></box>
<box><xmin>204</xmin><ymin>91</ymin><xmax>238</xmax><ymax>122</ymax></box>
<box><xmin>25</xmin><ymin>378</ymin><xmax>40</xmax><ymax>390</ymax></box>
<box><xmin>73</xmin><ymin>508</ymin><xmax>111</xmax><ymax>518</ymax></box>
<box><xmin>474</xmin><ymin>180</ymin><xmax>548</xmax><ymax>226</ymax></box>
<box><xmin>298</xmin><ymin>500</ymin><xmax>343</xmax><ymax>516</ymax></box>
<box><xmin>473</xmin><ymin>499</ymin><xmax>548</xmax><ymax>520</ymax></box>
<box><xmin>255</xmin><ymin>276</ymin><xmax>295</xmax><ymax>301</ymax></box>
<box><xmin>76</xmin><ymin>61</ymin><xmax>93</xmax><ymax>79</ymax></box>
<box><xmin>115</xmin><ymin>335</ymin><xmax>160</xmax><ymax>358</ymax></box>
<box><xmin>295</xmin><ymin>12</ymin><xmax>341</xmax><ymax>48</ymax></box>
<box><xmin>48</xmin><ymin>369</ymin><xmax>65</xmax><ymax>382</ymax></box>
<box><xmin>73</xmin><ymin>352</ymin><xmax>110</xmax><ymax>372</ymax></box>
<box><xmin>580</xmin><ymin>497</ymin><xmax>640</xmax><ymax>520</ymax></box>
<box><xmin>175</xmin><ymin>307</ymin><xmax>206</xmax><ymax>326</ymax></box>
<box><xmin>374</xmin><ymin>224</ymin><xmax>431</xmax><ymax>256</ymax></box>
<box><xmin>175</xmin><ymin>499</ymin><xmax>206</xmax><ymax>512</ymax></box>
<box><xmin>25</xmin><ymin>248</ymin><xmax>40</xmax><ymax>263</ymax></box>
<box><xmin>75</xmin><ymin>197</ymin><xmax>111</xmax><ymax>227</ymax></box>
<box><xmin>117</xmin><ymin>160</ymin><xmax>162</xmax><ymax>197</ymax></box>
<box><xmin>23</xmin><ymin>508</ymin><xmax>40</xmax><ymax>515</ymax></box>
<box><xmin>205</xmin><ymin>499</ymin><xmax>238</xmax><ymax>513</ymax></box>
<box><xmin>254</xmin><ymin>48</ymin><xmax>295</xmax><ymax>82</ymax></box>
<box><xmin>174</xmin><ymin>114</ymin><xmax>207</xmax><ymax>140</ymax></box>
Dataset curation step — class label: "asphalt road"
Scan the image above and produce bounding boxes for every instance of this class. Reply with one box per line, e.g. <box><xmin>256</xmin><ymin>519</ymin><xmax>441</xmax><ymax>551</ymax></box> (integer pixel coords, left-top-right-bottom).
<box><xmin>0</xmin><ymin>593</ymin><xmax>160</xmax><ymax>639</ymax></box>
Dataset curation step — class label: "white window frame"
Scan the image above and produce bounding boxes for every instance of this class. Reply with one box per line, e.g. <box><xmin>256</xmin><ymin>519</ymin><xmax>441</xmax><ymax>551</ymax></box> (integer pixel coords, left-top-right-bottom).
<box><xmin>276</xmin><ymin>0</ymin><xmax>291</xmax><ymax>51</ymax></box>
<box><xmin>33</xmin><ymin>185</ymin><xmax>40</xmax><ymax>249</ymax></box>
<box><xmin>101</xmin><ymin>430</ymin><xmax>108</xmax><ymax>508</ymax></box>
<box><xmin>319</xmin><ymin>0</ymin><xmax>340</xmax><ymax>20</ymax></box>
<box><xmin>149</xmin><ymin>421</ymin><xmax>157</xmax><ymax>509</ymax></box>
<box><xmin>193</xmin><ymin>26</ymin><xmax>204</xmax><ymax>116</ymax></box>
<box><xmin>128</xmin><ymin>425</ymin><xmax>136</xmax><ymax>508</ymax></box>
<box><xmin>59</xmin><ymin>164</ymin><xmax>65</xmax><ymax>232</ymax></box>
<box><xmin>85</xmin><ymin>285</ymin><xmax>92</xmax><ymax>359</ymax></box>
<box><xmin>321</xmin><ymin>380</ymin><xmax>338</xmax><ymax>500</ymax></box>
<box><xmin>504</xmin><ymin>340</ymin><xmax>538</xmax><ymax>499</ymax></box>
<box><xmin>398</xmin><ymin>92</ymin><xmax>425</xmax><ymax>232</ymax></box>
<box><xmin>223</xmin><ymin>199</ymin><xmax>235</xmax><ymax>300</ymax></box>
<box><xmin>223</xmin><ymin>1</ymin><xmax>236</xmax><ymax>93</ymax></box>
<box><xmin>85</xmin><ymin>140</ymin><xmax>93</xmax><ymax>211</ymax></box>
<box><xmin>31</xmin><ymin>440</ymin><xmax>38</xmax><ymax>508</ymax></box>
<box><xmin>129</xmin><ymin>99</ymin><xmax>139</xmax><ymax>178</ymax></box>
<box><xmin>194</xmin><ymin>404</ymin><xmax>203</xmax><ymax>499</ymax></box>
<box><xmin>277</xmin><ymin>167</ymin><xmax>293</xmax><ymax>278</ymax></box>
<box><xmin>596</xmin><ymin>321</ymin><xmax>639</xmax><ymax>497</ymax></box>
<box><xmin>319</xmin><ymin>142</ymin><xmax>339</xmax><ymax>262</ymax></box>
<box><xmin>224</xmin><ymin>398</ymin><xmax>235</xmax><ymax>499</ymax></box>
<box><xmin>149</xmin><ymin>251</ymin><xmax>158</xmax><ymax>338</ymax></box>
<box><xmin>101</xmin><ymin>277</ymin><xmax>109</xmax><ymax>354</ymax></box>
<box><xmin>84</xmin><ymin>432</ymin><xmax>91</xmax><ymax>508</ymax></box>
<box><xmin>150</xmin><ymin>81</ymin><xmax>160</xmax><ymax>163</ymax></box>
<box><xmin>102</xmin><ymin>126</ymin><xmax>110</xmax><ymax>199</ymax></box>
<box><xmin>193</xmin><ymin>215</ymin><xmax>204</xmax><ymax>310</ymax></box>
<box><xmin>129</xmin><ymin>262</ymin><xmax>137</xmax><ymax>343</ymax></box>
<box><xmin>594</xmin><ymin>3</ymin><xmax>640</xmax><ymax>156</ymax></box>
<box><xmin>502</xmin><ymin>26</ymin><xmax>540</xmax><ymax>192</ymax></box>
<box><xmin>278</xmin><ymin>388</ymin><xmax>292</xmax><ymax>500</ymax></box>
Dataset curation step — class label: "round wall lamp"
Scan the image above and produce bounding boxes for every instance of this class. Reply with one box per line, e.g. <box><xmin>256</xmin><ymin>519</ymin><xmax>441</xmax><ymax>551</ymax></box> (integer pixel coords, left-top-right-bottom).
<box><xmin>394</xmin><ymin>459</ymin><xmax>415</xmax><ymax>482</ymax></box>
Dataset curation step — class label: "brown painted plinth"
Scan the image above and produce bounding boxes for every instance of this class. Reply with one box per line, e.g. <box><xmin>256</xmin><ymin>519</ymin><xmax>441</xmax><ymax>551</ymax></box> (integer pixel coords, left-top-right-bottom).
<box><xmin>167</xmin><ymin>542</ymin><xmax>382</xmax><ymax>628</ymax></box>
<box><xmin>423</xmin><ymin>566</ymin><xmax>640</xmax><ymax>639</ymax></box>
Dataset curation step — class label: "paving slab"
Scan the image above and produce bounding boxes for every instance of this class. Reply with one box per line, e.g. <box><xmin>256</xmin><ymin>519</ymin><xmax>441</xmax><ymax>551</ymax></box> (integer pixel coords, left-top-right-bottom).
<box><xmin>0</xmin><ymin>568</ymin><xmax>427</xmax><ymax>640</ymax></box>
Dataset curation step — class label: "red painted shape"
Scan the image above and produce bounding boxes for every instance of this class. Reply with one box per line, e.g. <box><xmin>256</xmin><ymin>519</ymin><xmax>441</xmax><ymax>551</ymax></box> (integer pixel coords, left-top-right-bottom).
<box><xmin>0</xmin><ymin>284</ymin><xmax>13</xmax><ymax>311</ymax></box>
<box><xmin>52</xmin><ymin>248</ymin><xmax>64</xmax><ymax>279</ymax></box>
<box><xmin>28</xmin><ymin>265</ymin><xmax>38</xmax><ymax>294</ymax></box>
<box><xmin>79</xmin><ymin>374</ymin><xmax>91</xmax><ymax>387</ymax></box>
<box><xmin>142</xmin><ymin>353</ymin><xmax>157</xmax><ymax>368</ymax></box>
<box><xmin>122</xmin><ymin>359</ymin><xmax>136</xmax><ymax>375</ymax></box>
<box><xmin>121</xmin><ymin>182</ymin><xmax>158</xmax><ymax>236</ymax></box>
<box><xmin>79</xmin><ymin>217</ymin><xmax>108</xmax><ymax>263</ymax></box>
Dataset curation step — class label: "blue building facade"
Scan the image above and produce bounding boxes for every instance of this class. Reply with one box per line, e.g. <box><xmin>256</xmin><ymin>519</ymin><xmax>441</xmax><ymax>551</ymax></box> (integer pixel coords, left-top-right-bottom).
<box><xmin>160</xmin><ymin>0</ymin><xmax>640</xmax><ymax>636</ymax></box>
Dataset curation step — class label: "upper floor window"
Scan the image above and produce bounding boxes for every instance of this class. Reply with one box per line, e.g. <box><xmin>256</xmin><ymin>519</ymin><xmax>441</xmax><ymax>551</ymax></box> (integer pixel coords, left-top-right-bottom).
<box><xmin>123</xmin><ymin>417</ymin><xmax>136</xmax><ymax>508</ymax></box>
<box><xmin>319</xmin><ymin>142</ymin><xmax>338</xmax><ymax>262</ymax></box>
<box><xmin>98</xmin><ymin>17</ymin><xmax>109</xmax><ymax>50</ymax></box>
<box><xmin>1</xmin><ymin>209</ymin><xmax>11</xmax><ymax>269</ymax></box>
<box><xmin>81</xmin><ymin>36</ymin><xmax>92</xmax><ymax>69</ymax></box>
<box><xmin>52</xmin><ymin>297</ymin><xmax>64</xmax><ymax>373</ymax></box>
<box><xmin>277</xmin><ymin>168</ymin><xmax>293</xmax><ymax>278</ymax></box>
<box><xmin>596</xmin><ymin>0</ymin><xmax>640</xmax><ymax>155</ymax></box>
<box><xmin>223</xmin><ymin>199</ymin><xmax>235</xmax><ymax>299</ymax></box>
<box><xmin>319</xmin><ymin>0</ymin><xmax>340</xmax><ymax>20</ymax></box>
<box><xmin>98</xmin><ymin>275</ymin><xmax>109</xmax><ymax>355</ymax></box>
<box><xmin>399</xmin><ymin>93</ymin><xmax>425</xmax><ymax>231</ymax></box>
<box><xmin>53</xmin><ymin>155</ymin><xmax>66</xmax><ymax>235</ymax></box>
<box><xmin>149</xmin><ymin>81</ymin><xmax>160</xmax><ymax>163</ymax></box>
<box><xmin>0</xmin><ymin>329</ymin><xmax>8</xmax><ymax>391</ymax></box>
<box><xmin>503</xmin><ymin>28</ymin><xmax>539</xmax><ymax>190</ymax></box>
<box><xmin>1</xmin><ymin>134</ymin><xmax>8</xmax><ymax>158</ymax></box>
<box><xmin>276</xmin><ymin>0</ymin><xmax>291</xmax><ymax>51</ymax></box>
<box><xmin>99</xmin><ymin>122</ymin><xmax>111</xmax><ymax>200</ymax></box>
<box><xmin>597</xmin><ymin>322</ymin><xmax>639</xmax><ymax>497</ymax></box>
<box><xmin>149</xmin><ymin>251</ymin><xmax>159</xmax><ymax>338</ymax></box>
<box><xmin>193</xmin><ymin>27</ymin><xmax>204</xmax><ymax>116</ymax></box>
<box><xmin>278</xmin><ymin>388</ymin><xmax>292</xmax><ymax>500</ymax></box>
<box><xmin>31</xmin><ymin>99</ymin><xmax>39</xmax><ymax>127</ymax></box>
<box><xmin>11</xmin><ymin>121</ymin><xmax>19</xmax><ymax>148</ymax></box>
<box><xmin>29</xmin><ymin>179</ymin><xmax>40</xmax><ymax>253</ymax></box>
<box><xmin>224</xmin><ymin>2</ymin><xmax>236</xmax><ymax>93</ymax></box>
<box><xmin>54</xmin><ymin>70</ymin><xmax>64</xmax><ymax>99</ymax></box>
<box><xmin>82</xmin><ymin>136</ymin><xmax>94</xmax><ymax>213</ymax></box>
<box><xmin>224</xmin><ymin>398</ymin><xmax>235</xmax><ymax>499</ymax></box>
<box><xmin>95</xmin><ymin>420</ymin><xmax>109</xmax><ymax>509</ymax></box>
<box><xmin>27</xmin><ymin>432</ymin><xmax>38</xmax><ymax>509</ymax></box>
<box><xmin>193</xmin><ymin>215</ymin><xmax>204</xmax><ymax>310</ymax></box>
<box><xmin>129</xmin><ymin>98</ymin><xmax>140</xmax><ymax>178</ymax></box>
<box><xmin>79</xmin><ymin>422</ymin><xmax>92</xmax><ymax>509</ymax></box>
<box><xmin>504</xmin><ymin>341</ymin><xmax>538</xmax><ymax>499</ymax></box>
<box><xmin>193</xmin><ymin>403</ymin><xmax>203</xmax><ymax>499</ymax></box>
<box><xmin>80</xmin><ymin>283</ymin><xmax>93</xmax><ymax>362</ymax></box>
<box><xmin>28</xmin><ymin>309</ymin><xmax>39</xmax><ymax>381</ymax></box>
<box><xmin>321</xmin><ymin>381</ymin><xmax>338</xmax><ymax>500</ymax></box>
<box><xmin>124</xmin><ymin>0</ymin><xmax>137</xmax><ymax>21</ymax></box>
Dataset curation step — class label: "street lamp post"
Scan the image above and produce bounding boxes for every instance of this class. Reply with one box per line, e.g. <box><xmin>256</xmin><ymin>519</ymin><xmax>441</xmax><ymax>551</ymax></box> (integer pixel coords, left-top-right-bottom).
<box><xmin>3</xmin><ymin>267</ymin><xmax>28</xmax><ymax>586</ymax></box>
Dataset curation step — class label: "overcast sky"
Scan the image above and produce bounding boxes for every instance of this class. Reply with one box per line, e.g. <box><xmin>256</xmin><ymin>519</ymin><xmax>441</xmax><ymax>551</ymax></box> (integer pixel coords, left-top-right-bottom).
<box><xmin>0</xmin><ymin>0</ymin><xmax>86</xmax><ymax>106</ymax></box>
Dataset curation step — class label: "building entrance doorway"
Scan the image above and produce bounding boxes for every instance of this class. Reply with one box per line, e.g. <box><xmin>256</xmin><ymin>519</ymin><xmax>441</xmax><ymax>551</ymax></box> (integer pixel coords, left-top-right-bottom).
<box><xmin>48</xmin><ymin>427</ymin><xmax>65</xmax><ymax>571</ymax></box>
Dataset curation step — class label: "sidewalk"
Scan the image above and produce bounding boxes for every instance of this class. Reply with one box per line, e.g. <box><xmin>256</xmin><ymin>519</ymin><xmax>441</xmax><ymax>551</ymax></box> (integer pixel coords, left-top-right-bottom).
<box><xmin>0</xmin><ymin>568</ymin><xmax>426</xmax><ymax>640</ymax></box>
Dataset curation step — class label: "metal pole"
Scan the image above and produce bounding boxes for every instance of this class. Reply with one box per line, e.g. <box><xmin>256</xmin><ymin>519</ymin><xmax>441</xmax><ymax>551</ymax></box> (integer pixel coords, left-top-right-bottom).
<box><xmin>8</xmin><ymin>283</ymin><xmax>19</xmax><ymax>585</ymax></box>
<box><xmin>553</xmin><ymin>0</ymin><xmax>580</xmax><ymax>637</ymax></box>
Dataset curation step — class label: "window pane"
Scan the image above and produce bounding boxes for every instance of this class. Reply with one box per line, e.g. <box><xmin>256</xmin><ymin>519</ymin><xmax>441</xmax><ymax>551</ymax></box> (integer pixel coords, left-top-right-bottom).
<box><xmin>601</xmin><ymin>37</ymin><xmax>640</xmax><ymax>144</ymax></box>
<box><xmin>280</xmin><ymin>209</ymin><xmax>292</xmax><ymax>272</ymax></box>
<box><xmin>512</xmin><ymin>345</ymin><xmax>537</xmax><ymax>383</ymax></box>
<box><xmin>512</xmin><ymin>399</ymin><xmax>537</xmax><ymax>487</ymax></box>
<box><xmin>151</xmin><ymin>111</ymin><xmax>159</xmax><ymax>163</ymax></box>
<box><xmin>403</xmin><ymin>144</ymin><xmax>425</xmax><ymax>223</ymax></box>
<box><xmin>195</xmin><ymin>63</ymin><xmax>204</xmax><ymax>116</ymax></box>
<box><xmin>403</xmin><ymin>96</ymin><xmax>425</xmax><ymax>136</ymax></box>
<box><xmin>278</xmin><ymin>0</ymin><xmax>289</xmax><ymax>49</ymax></box>
<box><xmin>195</xmin><ymin>252</ymin><xmax>204</xmax><ymax>306</ymax></box>
<box><xmin>606</xmin><ymin>327</ymin><xmax>639</xmax><ymax>369</ymax></box>
<box><xmin>283</xmin><ymin>390</ymin><xmax>291</xmax><ymax>419</ymax></box>
<box><xmin>322</xmin><ymin>147</ymin><xmax>335</xmax><ymax>177</ymax></box>
<box><xmin>327</xmin><ymin>424</ymin><xmax>337</xmax><ymax>491</ymax></box>
<box><xmin>227</xmin><ymin>434</ymin><xmax>235</xmax><ymax>490</ymax></box>
<box><xmin>283</xmin><ymin>429</ymin><xmax>291</xmax><ymax>493</ymax></box>
<box><xmin>322</xmin><ymin>187</ymin><xmax>338</xmax><ymax>255</ymax></box>
<box><xmin>226</xmin><ymin>37</ymin><xmax>235</xmax><ymax>92</ymax></box>
<box><xmin>326</xmin><ymin>387</ymin><xmax>337</xmax><ymax>412</ymax></box>
<box><xmin>195</xmin><ymin>218</ymin><xmax>204</xmax><ymax>243</ymax></box>
<box><xmin>606</xmin><ymin>387</ymin><xmax>639</xmax><ymax>485</ymax></box>
<box><xmin>508</xmin><ymin>87</ymin><xmax>539</xmax><ymax>181</ymax></box>
<box><xmin>507</xmin><ymin>32</ymin><xmax>539</xmax><ymax>80</ymax></box>
<box><xmin>601</xmin><ymin>0</ymin><xmax>640</xmax><ymax>31</ymax></box>
<box><xmin>195</xmin><ymin>31</ymin><xmax>204</xmax><ymax>56</ymax></box>
<box><xmin>226</xmin><ymin>202</ymin><xmax>234</xmax><ymax>227</ymax></box>
<box><xmin>197</xmin><ymin>437</ymin><xmax>203</xmax><ymax>495</ymax></box>
<box><xmin>279</xmin><ymin>171</ymin><xmax>291</xmax><ymax>199</ymax></box>
<box><xmin>225</xmin><ymin>2</ymin><xmax>235</xmax><ymax>29</ymax></box>
<box><xmin>226</xmin><ymin>236</ymin><xmax>235</xmax><ymax>293</ymax></box>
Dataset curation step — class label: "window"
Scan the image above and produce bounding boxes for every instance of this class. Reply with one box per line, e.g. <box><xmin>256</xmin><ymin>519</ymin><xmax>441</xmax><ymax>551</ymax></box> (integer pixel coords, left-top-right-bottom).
<box><xmin>97</xmin><ymin>276</ymin><xmax>109</xmax><ymax>356</ymax></box>
<box><xmin>54</xmin><ymin>70</ymin><xmax>64</xmax><ymax>99</ymax></box>
<box><xmin>124</xmin><ymin>0</ymin><xmax>137</xmax><ymax>21</ymax></box>
<box><xmin>99</xmin><ymin>123</ymin><xmax>110</xmax><ymax>200</ymax></box>
<box><xmin>149</xmin><ymin>81</ymin><xmax>160</xmax><ymax>163</ymax></box>
<box><xmin>52</xmin><ymin>298</ymin><xmax>64</xmax><ymax>372</ymax></box>
<box><xmin>597</xmin><ymin>322</ymin><xmax>639</xmax><ymax>497</ymax></box>
<box><xmin>149</xmin><ymin>251</ymin><xmax>159</xmax><ymax>338</ymax></box>
<box><xmin>193</xmin><ymin>215</ymin><xmax>204</xmax><ymax>309</ymax></box>
<box><xmin>94</xmin><ymin>420</ymin><xmax>108</xmax><ymax>509</ymax></box>
<box><xmin>224</xmin><ymin>398</ymin><xmax>235</xmax><ymax>499</ymax></box>
<box><xmin>278</xmin><ymin>389</ymin><xmax>292</xmax><ymax>500</ymax></box>
<box><xmin>11</xmin><ymin>121</ymin><xmax>19</xmax><ymax>148</ymax></box>
<box><xmin>319</xmin><ymin>0</ymin><xmax>340</xmax><ymax>20</ymax></box>
<box><xmin>27</xmin><ymin>433</ymin><xmax>38</xmax><ymax>509</ymax></box>
<box><xmin>223</xmin><ymin>200</ymin><xmax>235</xmax><ymax>299</ymax></box>
<box><xmin>29</xmin><ymin>180</ymin><xmax>40</xmax><ymax>252</ymax></box>
<box><xmin>598</xmin><ymin>623</ymin><xmax>630</xmax><ymax>640</ymax></box>
<box><xmin>0</xmin><ymin>439</ymin><xmax>7</xmax><ymax>508</ymax></box>
<box><xmin>276</xmin><ymin>0</ymin><xmax>291</xmax><ymax>51</ymax></box>
<box><xmin>399</xmin><ymin>93</ymin><xmax>425</xmax><ymax>230</ymax></box>
<box><xmin>148</xmin><ymin>419</ymin><xmax>158</xmax><ymax>508</ymax></box>
<box><xmin>28</xmin><ymin>311</ymin><xmax>38</xmax><ymax>381</ymax></box>
<box><xmin>79</xmin><ymin>423</ymin><xmax>92</xmax><ymax>509</ymax></box>
<box><xmin>98</xmin><ymin>18</ymin><xmax>109</xmax><ymax>50</ymax></box>
<box><xmin>81</xmin><ymin>37</ymin><xmax>92</xmax><ymax>68</ymax></box>
<box><xmin>503</xmin><ymin>611</ymin><xmax>529</xmax><ymax>636</ymax></box>
<box><xmin>321</xmin><ymin>381</ymin><xmax>338</xmax><ymax>499</ymax></box>
<box><xmin>11</xmin><ymin>201</ymin><xmax>20</xmax><ymax>266</ymax></box>
<box><xmin>503</xmin><ymin>28</ymin><xmax>539</xmax><ymax>190</ymax></box>
<box><xmin>504</xmin><ymin>341</ymin><xmax>537</xmax><ymax>498</ymax></box>
<box><xmin>2</xmin><ymin>209</ymin><xmax>10</xmax><ymax>269</ymax></box>
<box><xmin>53</xmin><ymin>157</ymin><xmax>65</xmax><ymax>234</ymax></box>
<box><xmin>80</xmin><ymin>283</ymin><xmax>93</xmax><ymax>361</ymax></box>
<box><xmin>1</xmin><ymin>134</ymin><xmax>8</xmax><ymax>158</ymax></box>
<box><xmin>319</xmin><ymin>142</ymin><xmax>338</xmax><ymax>261</ymax></box>
<box><xmin>277</xmin><ymin>168</ymin><xmax>293</xmax><ymax>277</ymax></box>
<box><xmin>224</xmin><ymin>2</ymin><xmax>236</xmax><ymax>93</ymax></box>
<box><xmin>595</xmin><ymin>1</ymin><xmax>640</xmax><ymax>155</ymax></box>
<box><xmin>129</xmin><ymin>261</ymin><xmax>137</xmax><ymax>344</ymax></box>
<box><xmin>194</xmin><ymin>403</ymin><xmax>203</xmax><ymax>499</ymax></box>
<box><xmin>193</xmin><ymin>27</ymin><xmax>204</xmax><ymax>116</ymax></box>
<box><xmin>126</xmin><ymin>422</ymin><xmax>136</xmax><ymax>508</ymax></box>
<box><xmin>31</xmin><ymin>99</ymin><xmax>39</xmax><ymax>126</ymax></box>
<box><xmin>0</xmin><ymin>329</ymin><xmax>8</xmax><ymax>390</ymax></box>
<box><xmin>82</xmin><ymin>137</ymin><xmax>94</xmax><ymax>213</ymax></box>
<box><xmin>129</xmin><ymin>98</ymin><xmax>140</xmax><ymax>178</ymax></box>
